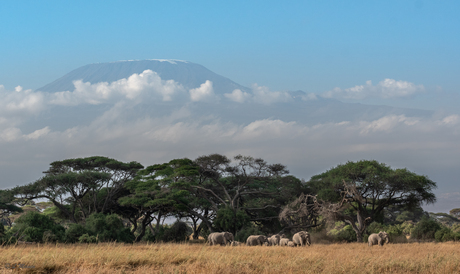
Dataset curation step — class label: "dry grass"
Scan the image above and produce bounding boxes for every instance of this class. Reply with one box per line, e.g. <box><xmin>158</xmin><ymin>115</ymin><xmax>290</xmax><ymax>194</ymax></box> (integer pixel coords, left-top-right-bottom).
<box><xmin>1</xmin><ymin>242</ymin><xmax>460</xmax><ymax>273</ymax></box>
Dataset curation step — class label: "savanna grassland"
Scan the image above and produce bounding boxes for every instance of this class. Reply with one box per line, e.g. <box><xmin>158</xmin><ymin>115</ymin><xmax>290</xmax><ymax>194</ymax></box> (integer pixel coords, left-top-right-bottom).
<box><xmin>0</xmin><ymin>242</ymin><xmax>459</xmax><ymax>273</ymax></box>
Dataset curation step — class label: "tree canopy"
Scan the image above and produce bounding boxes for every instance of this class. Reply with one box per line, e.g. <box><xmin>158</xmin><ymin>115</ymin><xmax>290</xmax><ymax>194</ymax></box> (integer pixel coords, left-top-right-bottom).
<box><xmin>6</xmin><ymin>155</ymin><xmax>442</xmax><ymax>244</ymax></box>
<box><xmin>307</xmin><ymin>160</ymin><xmax>437</xmax><ymax>242</ymax></box>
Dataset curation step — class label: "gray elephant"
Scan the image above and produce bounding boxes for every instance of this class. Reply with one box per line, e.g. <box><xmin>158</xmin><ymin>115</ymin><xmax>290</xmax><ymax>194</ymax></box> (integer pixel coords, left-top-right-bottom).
<box><xmin>268</xmin><ymin>234</ymin><xmax>281</xmax><ymax>246</ymax></box>
<box><xmin>287</xmin><ymin>241</ymin><xmax>296</xmax><ymax>247</ymax></box>
<box><xmin>279</xmin><ymin>238</ymin><xmax>289</xmax><ymax>246</ymax></box>
<box><xmin>293</xmin><ymin>231</ymin><xmax>311</xmax><ymax>246</ymax></box>
<box><xmin>368</xmin><ymin>231</ymin><xmax>389</xmax><ymax>247</ymax></box>
<box><xmin>208</xmin><ymin>232</ymin><xmax>234</xmax><ymax>246</ymax></box>
<box><xmin>246</xmin><ymin>235</ymin><xmax>269</xmax><ymax>246</ymax></box>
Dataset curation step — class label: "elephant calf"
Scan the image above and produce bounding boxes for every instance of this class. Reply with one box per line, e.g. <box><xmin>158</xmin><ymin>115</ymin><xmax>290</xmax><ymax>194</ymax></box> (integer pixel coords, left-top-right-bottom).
<box><xmin>231</xmin><ymin>241</ymin><xmax>242</xmax><ymax>246</ymax></box>
<box><xmin>287</xmin><ymin>241</ymin><xmax>296</xmax><ymax>247</ymax></box>
<box><xmin>368</xmin><ymin>231</ymin><xmax>389</xmax><ymax>247</ymax></box>
<box><xmin>279</xmin><ymin>238</ymin><xmax>289</xmax><ymax>246</ymax></box>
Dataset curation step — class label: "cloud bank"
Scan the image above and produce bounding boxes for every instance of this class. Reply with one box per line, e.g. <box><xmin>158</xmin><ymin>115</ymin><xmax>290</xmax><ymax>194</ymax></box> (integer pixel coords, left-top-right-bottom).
<box><xmin>322</xmin><ymin>79</ymin><xmax>425</xmax><ymax>100</ymax></box>
<box><xmin>0</xmin><ymin>75</ymin><xmax>458</xmax><ymax>213</ymax></box>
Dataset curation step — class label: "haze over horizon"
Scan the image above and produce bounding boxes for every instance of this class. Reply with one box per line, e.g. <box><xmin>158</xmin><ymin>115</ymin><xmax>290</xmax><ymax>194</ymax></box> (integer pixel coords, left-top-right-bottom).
<box><xmin>1</xmin><ymin>1</ymin><xmax>459</xmax><ymax>213</ymax></box>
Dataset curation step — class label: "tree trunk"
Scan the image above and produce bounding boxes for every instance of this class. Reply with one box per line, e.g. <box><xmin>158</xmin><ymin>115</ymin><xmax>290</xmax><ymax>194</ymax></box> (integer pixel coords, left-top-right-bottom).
<box><xmin>135</xmin><ymin>213</ymin><xmax>151</xmax><ymax>242</ymax></box>
<box><xmin>353</xmin><ymin>210</ymin><xmax>368</xmax><ymax>242</ymax></box>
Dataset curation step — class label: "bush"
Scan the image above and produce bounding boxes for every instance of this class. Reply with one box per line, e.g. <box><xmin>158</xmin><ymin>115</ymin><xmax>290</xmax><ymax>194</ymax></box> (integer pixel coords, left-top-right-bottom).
<box><xmin>8</xmin><ymin>211</ymin><xmax>65</xmax><ymax>243</ymax></box>
<box><xmin>401</xmin><ymin>221</ymin><xmax>415</xmax><ymax>236</ymax></box>
<box><xmin>435</xmin><ymin>227</ymin><xmax>454</xmax><ymax>242</ymax></box>
<box><xmin>328</xmin><ymin>222</ymin><xmax>356</xmax><ymax>242</ymax></box>
<box><xmin>235</xmin><ymin>224</ymin><xmax>264</xmax><ymax>242</ymax></box>
<box><xmin>411</xmin><ymin>216</ymin><xmax>441</xmax><ymax>240</ymax></box>
<box><xmin>65</xmin><ymin>224</ymin><xmax>89</xmax><ymax>243</ymax></box>
<box><xmin>42</xmin><ymin>230</ymin><xmax>59</xmax><ymax>243</ymax></box>
<box><xmin>78</xmin><ymin>233</ymin><xmax>97</xmax><ymax>243</ymax></box>
<box><xmin>335</xmin><ymin>225</ymin><xmax>357</xmax><ymax>242</ymax></box>
<box><xmin>214</xmin><ymin>207</ymin><xmax>250</xmax><ymax>233</ymax></box>
<box><xmin>141</xmin><ymin>226</ymin><xmax>158</xmax><ymax>242</ymax></box>
<box><xmin>84</xmin><ymin>213</ymin><xmax>134</xmax><ymax>243</ymax></box>
<box><xmin>161</xmin><ymin>221</ymin><xmax>190</xmax><ymax>243</ymax></box>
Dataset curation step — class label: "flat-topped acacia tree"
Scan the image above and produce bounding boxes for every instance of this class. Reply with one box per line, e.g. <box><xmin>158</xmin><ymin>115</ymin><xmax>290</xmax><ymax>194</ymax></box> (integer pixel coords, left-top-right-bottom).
<box><xmin>13</xmin><ymin>156</ymin><xmax>143</xmax><ymax>223</ymax></box>
<box><xmin>308</xmin><ymin>160</ymin><xmax>437</xmax><ymax>242</ymax></box>
<box><xmin>118</xmin><ymin>158</ymin><xmax>196</xmax><ymax>242</ymax></box>
<box><xmin>192</xmin><ymin>154</ymin><xmax>291</xmax><ymax>235</ymax></box>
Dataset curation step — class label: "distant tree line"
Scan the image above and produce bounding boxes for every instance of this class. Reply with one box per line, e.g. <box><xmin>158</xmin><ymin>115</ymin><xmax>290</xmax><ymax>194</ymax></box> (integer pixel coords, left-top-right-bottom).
<box><xmin>0</xmin><ymin>155</ymin><xmax>455</xmax><ymax>245</ymax></box>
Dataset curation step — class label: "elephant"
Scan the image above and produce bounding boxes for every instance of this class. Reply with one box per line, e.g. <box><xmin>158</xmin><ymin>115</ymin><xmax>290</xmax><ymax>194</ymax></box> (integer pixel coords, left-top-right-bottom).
<box><xmin>293</xmin><ymin>231</ymin><xmax>311</xmax><ymax>247</ymax></box>
<box><xmin>368</xmin><ymin>231</ymin><xmax>389</xmax><ymax>247</ymax></box>
<box><xmin>268</xmin><ymin>234</ymin><xmax>281</xmax><ymax>246</ymax></box>
<box><xmin>246</xmin><ymin>235</ymin><xmax>269</xmax><ymax>246</ymax></box>
<box><xmin>287</xmin><ymin>241</ymin><xmax>296</xmax><ymax>247</ymax></box>
<box><xmin>208</xmin><ymin>232</ymin><xmax>234</xmax><ymax>246</ymax></box>
<box><xmin>279</xmin><ymin>238</ymin><xmax>290</xmax><ymax>246</ymax></box>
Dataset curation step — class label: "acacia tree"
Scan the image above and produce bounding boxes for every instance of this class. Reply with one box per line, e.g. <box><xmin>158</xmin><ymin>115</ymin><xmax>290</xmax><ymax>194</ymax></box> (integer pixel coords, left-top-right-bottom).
<box><xmin>0</xmin><ymin>190</ymin><xmax>23</xmax><ymax>227</ymax></box>
<box><xmin>308</xmin><ymin>160</ymin><xmax>437</xmax><ymax>242</ymax></box>
<box><xmin>118</xmin><ymin>158</ymin><xmax>195</xmax><ymax>242</ymax></box>
<box><xmin>13</xmin><ymin>156</ymin><xmax>143</xmax><ymax>223</ymax></box>
<box><xmin>192</xmin><ymin>154</ymin><xmax>290</xmax><ymax>235</ymax></box>
<box><xmin>450</xmin><ymin>208</ymin><xmax>460</xmax><ymax>219</ymax></box>
<box><xmin>279</xmin><ymin>193</ymin><xmax>323</xmax><ymax>233</ymax></box>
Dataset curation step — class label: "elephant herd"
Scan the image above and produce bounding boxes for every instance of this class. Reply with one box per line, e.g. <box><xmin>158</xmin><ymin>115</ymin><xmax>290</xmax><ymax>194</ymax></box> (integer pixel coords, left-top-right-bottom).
<box><xmin>207</xmin><ymin>231</ymin><xmax>312</xmax><ymax>247</ymax></box>
<box><xmin>208</xmin><ymin>230</ymin><xmax>390</xmax><ymax>247</ymax></box>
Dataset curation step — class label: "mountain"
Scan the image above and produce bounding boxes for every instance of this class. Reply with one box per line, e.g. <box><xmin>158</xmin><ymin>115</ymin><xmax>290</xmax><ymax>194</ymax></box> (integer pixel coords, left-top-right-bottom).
<box><xmin>37</xmin><ymin>59</ymin><xmax>249</xmax><ymax>94</ymax></box>
<box><xmin>30</xmin><ymin>59</ymin><xmax>432</xmax><ymax>133</ymax></box>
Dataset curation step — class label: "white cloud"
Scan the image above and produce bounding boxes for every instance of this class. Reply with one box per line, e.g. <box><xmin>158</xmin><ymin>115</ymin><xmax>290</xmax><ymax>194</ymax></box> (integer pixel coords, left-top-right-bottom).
<box><xmin>301</xmin><ymin>93</ymin><xmax>318</xmax><ymax>101</ymax></box>
<box><xmin>224</xmin><ymin>89</ymin><xmax>251</xmax><ymax>103</ymax></box>
<box><xmin>359</xmin><ymin>115</ymin><xmax>419</xmax><ymax>134</ymax></box>
<box><xmin>0</xmin><ymin>127</ymin><xmax>22</xmax><ymax>142</ymax></box>
<box><xmin>235</xmin><ymin>119</ymin><xmax>300</xmax><ymax>140</ymax></box>
<box><xmin>322</xmin><ymin>79</ymin><xmax>425</xmax><ymax>100</ymax></box>
<box><xmin>50</xmin><ymin>70</ymin><xmax>186</xmax><ymax>105</ymax></box>
<box><xmin>440</xmin><ymin>115</ymin><xmax>459</xmax><ymax>125</ymax></box>
<box><xmin>189</xmin><ymin>80</ymin><xmax>217</xmax><ymax>102</ymax></box>
<box><xmin>251</xmin><ymin>84</ymin><xmax>293</xmax><ymax>105</ymax></box>
<box><xmin>25</xmin><ymin>127</ymin><xmax>50</xmax><ymax>140</ymax></box>
<box><xmin>224</xmin><ymin>84</ymin><xmax>293</xmax><ymax>105</ymax></box>
<box><xmin>0</xmin><ymin>85</ymin><xmax>46</xmax><ymax>116</ymax></box>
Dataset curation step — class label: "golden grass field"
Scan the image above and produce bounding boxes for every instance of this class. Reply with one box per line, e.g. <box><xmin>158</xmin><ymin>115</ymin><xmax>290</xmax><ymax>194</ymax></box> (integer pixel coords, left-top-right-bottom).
<box><xmin>1</xmin><ymin>242</ymin><xmax>459</xmax><ymax>273</ymax></box>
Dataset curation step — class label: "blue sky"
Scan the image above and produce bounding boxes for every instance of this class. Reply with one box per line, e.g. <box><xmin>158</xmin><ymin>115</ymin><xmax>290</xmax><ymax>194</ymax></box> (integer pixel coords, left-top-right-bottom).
<box><xmin>1</xmin><ymin>1</ymin><xmax>459</xmax><ymax>104</ymax></box>
<box><xmin>1</xmin><ymin>1</ymin><xmax>460</xmax><ymax>212</ymax></box>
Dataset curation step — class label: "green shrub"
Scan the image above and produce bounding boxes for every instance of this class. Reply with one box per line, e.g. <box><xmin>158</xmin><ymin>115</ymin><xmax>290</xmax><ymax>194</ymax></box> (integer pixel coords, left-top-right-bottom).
<box><xmin>8</xmin><ymin>211</ymin><xmax>64</xmax><ymax>243</ymax></box>
<box><xmin>161</xmin><ymin>221</ymin><xmax>190</xmax><ymax>243</ymax></box>
<box><xmin>78</xmin><ymin>233</ymin><xmax>97</xmax><ymax>243</ymax></box>
<box><xmin>335</xmin><ymin>225</ymin><xmax>357</xmax><ymax>242</ymax></box>
<box><xmin>411</xmin><ymin>216</ymin><xmax>441</xmax><ymax>240</ymax></box>
<box><xmin>214</xmin><ymin>207</ymin><xmax>250</xmax><ymax>233</ymax></box>
<box><xmin>84</xmin><ymin>213</ymin><xmax>134</xmax><ymax>243</ymax></box>
<box><xmin>367</xmin><ymin>222</ymin><xmax>386</xmax><ymax>234</ymax></box>
<box><xmin>65</xmin><ymin>224</ymin><xmax>89</xmax><ymax>243</ymax></box>
<box><xmin>435</xmin><ymin>227</ymin><xmax>454</xmax><ymax>242</ymax></box>
<box><xmin>141</xmin><ymin>226</ymin><xmax>158</xmax><ymax>242</ymax></box>
<box><xmin>328</xmin><ymin>222</ymin><xmax>357</xmax><ymax>242</ymax></box>
<box><xmin>42</xmin><ymin>230</ymin><xmax>59</xmax><ymax>243</ymax></box>
<box><xmin>401</xmin><ymin>221</ymin><xmax>415</xmax><ymax>236</ymax></box>
<box><xmin>235</xmin><ymin>224</ymin><xmax>264</xmax><ymax>242</ymax></box>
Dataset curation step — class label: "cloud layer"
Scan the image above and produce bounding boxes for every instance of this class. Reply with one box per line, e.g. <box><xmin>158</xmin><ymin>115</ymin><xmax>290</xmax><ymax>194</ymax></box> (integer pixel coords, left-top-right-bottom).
<box><xmin>0</xmin><ymin>75</ymin><xmax>458</xmax><ymax>213</ymax></box>
<box><xmin>322</xmin><ymin>79</ymin><xmax>425</xmax><ymax>100</ymax></box>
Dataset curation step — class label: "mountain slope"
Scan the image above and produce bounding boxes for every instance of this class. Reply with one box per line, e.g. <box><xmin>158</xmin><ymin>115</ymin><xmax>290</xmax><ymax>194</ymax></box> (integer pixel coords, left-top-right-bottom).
<box><xmin>37</xmin><ymin>59</ymin><xmax>249</xmax><ymax>94</ymax></box>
